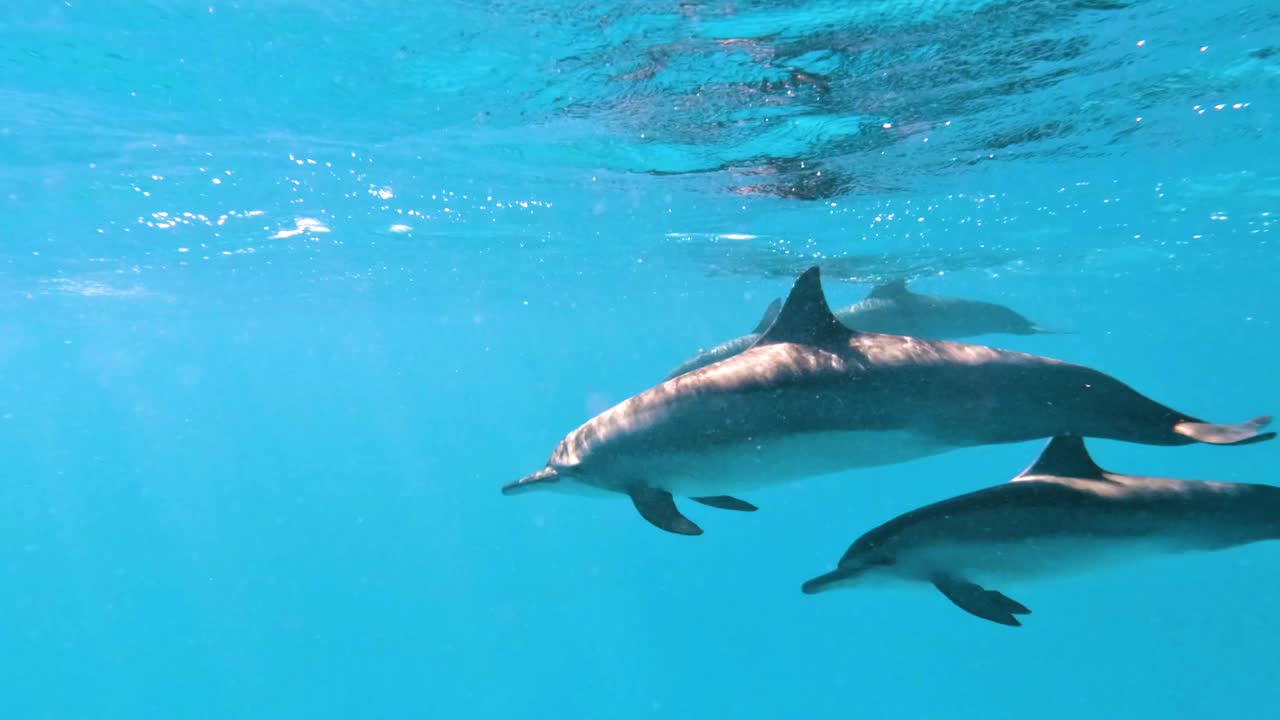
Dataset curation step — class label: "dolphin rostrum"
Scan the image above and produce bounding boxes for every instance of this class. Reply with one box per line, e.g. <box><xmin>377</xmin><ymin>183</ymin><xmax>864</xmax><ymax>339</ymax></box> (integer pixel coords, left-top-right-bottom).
<box><xmin>505</xmin><ymin>266</ymin><xmax>1273</xmax><ymax>536</ymax></box>
<box><xmin>802</xmin><ymin>434</ymin><xmax>1280</xmax><ymax>626</ymax></box>
<box><xmin>664</xmin><ymin>278</ymin><xmax>1055</xmax><ymax>380</ymax></box>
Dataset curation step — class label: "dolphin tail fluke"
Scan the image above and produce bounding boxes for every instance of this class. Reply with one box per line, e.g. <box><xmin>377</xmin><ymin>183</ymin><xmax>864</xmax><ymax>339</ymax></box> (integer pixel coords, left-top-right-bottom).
<box><xmin>630</xmin><ymin>487</ymin><xmax>703</xmax><ymax>536</ymax></box>
<box><xmin>932</xmin><ymin>574</ymin><xmax>1031</xmax><ymax>627</ymax></box>
<box><xmin>1173</xmin><ymin>416</ymin><xmax>1275</xmax><ymax>446</ymax></box>
<box><xmin>691</xmin><ymin>495</ymin><xmax>758</xmax><ymax>512</ymax></box>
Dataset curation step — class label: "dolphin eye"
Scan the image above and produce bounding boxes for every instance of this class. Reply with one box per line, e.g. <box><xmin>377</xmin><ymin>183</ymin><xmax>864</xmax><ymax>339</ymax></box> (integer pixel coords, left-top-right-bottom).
<box><xmin>871</xmin><ymin>557</ymin><xmax>896</xmax><ymax>566</ymax></box>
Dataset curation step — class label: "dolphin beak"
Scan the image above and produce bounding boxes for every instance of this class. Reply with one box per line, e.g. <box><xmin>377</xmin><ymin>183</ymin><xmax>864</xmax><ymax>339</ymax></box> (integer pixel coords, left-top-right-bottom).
<box><xmin>1029</xmin><ymin>325</ymin><xmax>1074</xmax><ymax>335</ymax></box>
<box><xmin>502</xmin><ymin>467</ymin><xmax>560</xmax><ymax>495</ymax></box>
<box><xmin>801</xmin><ymin>566</ymin><xmax>861</xmax><ymax>594</ymax></box>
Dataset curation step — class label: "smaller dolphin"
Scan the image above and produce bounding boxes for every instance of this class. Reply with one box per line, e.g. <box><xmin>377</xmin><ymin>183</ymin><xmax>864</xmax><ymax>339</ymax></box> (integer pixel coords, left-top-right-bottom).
<box><xmin>837</xmin><ymin>279</ymin><xmax>1054</xmax><ymax>339</ymax></box>
<box><xmin>664</xmin><ymin>279</ymin><xmax>1052</xmax><ymax>380</ymax></box>
<box><xmin>802</xmin><ymin>434</ymin><xmax>1280</xmax><ymax>627</ymax></box>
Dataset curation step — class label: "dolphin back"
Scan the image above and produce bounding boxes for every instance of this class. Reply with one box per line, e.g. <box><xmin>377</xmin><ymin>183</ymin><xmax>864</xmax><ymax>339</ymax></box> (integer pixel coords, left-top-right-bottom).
<box><xmin>664</xmin><ymin>333</ymin><xmax>760</xmax><ymax>380</ymax></box>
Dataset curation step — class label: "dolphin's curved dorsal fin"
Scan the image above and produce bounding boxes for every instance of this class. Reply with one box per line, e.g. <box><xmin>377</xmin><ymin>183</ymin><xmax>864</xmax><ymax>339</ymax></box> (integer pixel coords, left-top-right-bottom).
<box><xmin>751</xmin><ymin>298</ymin><xmax>783</xmax><ymax>334</ymax></box>
<box><xmin>1013</xmin><ymin>435</ymin><xmax>1107</xmax><ymax>481</ymax></box>
<box><xmin>752</xmin><ymin>266</ymin><xmax>855</xmax><ymax>348</ymax></box>
<box><xmin>867</xmin><ymin>278</ymin><xmax>910</xmax><ymax>300</ymax></box>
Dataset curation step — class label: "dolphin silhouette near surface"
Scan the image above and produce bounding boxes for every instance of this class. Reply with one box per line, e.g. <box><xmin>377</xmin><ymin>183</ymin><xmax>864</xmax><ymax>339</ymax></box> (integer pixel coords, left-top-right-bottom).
<box><xmin>802</xmin><ymin>434</ymin><xmax>1280</xmax><ymax>626</ymax></box>
<box><xmin>664</xmin><ymin>278</ymin><xmax>1056</xmax><ymax>380</ymax></box>
<box><xmin>505</xmin><ymin>266</ymin><xmax>1273</xmax><ymax>536</ymax></box>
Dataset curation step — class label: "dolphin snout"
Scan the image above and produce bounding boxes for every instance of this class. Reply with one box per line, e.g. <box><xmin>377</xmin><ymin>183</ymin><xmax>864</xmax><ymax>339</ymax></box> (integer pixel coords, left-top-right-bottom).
<box><xmin>502</xmin><ymin>467</ymin><xmax>560</xmax><ymax>495</ymax></box>
<box><xmin>801</xmin><ymin>567</ymin><xmax>859</xmax><ymax>594</ymax></box>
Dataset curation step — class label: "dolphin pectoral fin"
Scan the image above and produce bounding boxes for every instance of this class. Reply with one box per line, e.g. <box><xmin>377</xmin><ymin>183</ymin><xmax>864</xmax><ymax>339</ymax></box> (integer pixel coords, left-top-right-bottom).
<box><xmin>691</xmin><ymin>495</ymin><xmax>758</xmax><ymax>512</ymax></box>
<box><xmin>1174</xmin><ymin>416</ymin><xmax>1275</xmax><ymax>446</ymax></box>
<box><xmin>630</xmin><ymin>488</ymin><xmax>703</xmax><ymax>536</ymax></box>
<box><xmin>931</xmin><ymin>574</ymin><xmax>1031</xmax><ymax>627</ymax></box>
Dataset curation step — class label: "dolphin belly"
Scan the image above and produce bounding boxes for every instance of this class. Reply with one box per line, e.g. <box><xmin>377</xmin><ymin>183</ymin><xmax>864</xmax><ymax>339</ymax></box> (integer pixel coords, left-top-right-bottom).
<box><xmin>633</xmin><ymin>429</ymin><xmax>951</xmax><ymax>498</ymax></box>
<box><xmin>896</xmin><ymin>534</ymin><xmax>1184</xmax><ymax>586</ymax></box>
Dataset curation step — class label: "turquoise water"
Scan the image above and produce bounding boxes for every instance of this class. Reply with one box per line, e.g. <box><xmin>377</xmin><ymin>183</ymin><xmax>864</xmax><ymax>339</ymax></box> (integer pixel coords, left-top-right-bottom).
<box><xmin>2</xmin><ymin>1</ymin><xmax>1278</xmax><ymax>717</ymax></box>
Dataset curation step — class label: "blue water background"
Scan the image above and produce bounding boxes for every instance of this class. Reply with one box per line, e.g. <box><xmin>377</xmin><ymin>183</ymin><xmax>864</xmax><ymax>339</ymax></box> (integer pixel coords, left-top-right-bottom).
<box><xmin>2</xmin><ymin>1</ymin><xmax>1278</xmax><ymax>717</ymax></box>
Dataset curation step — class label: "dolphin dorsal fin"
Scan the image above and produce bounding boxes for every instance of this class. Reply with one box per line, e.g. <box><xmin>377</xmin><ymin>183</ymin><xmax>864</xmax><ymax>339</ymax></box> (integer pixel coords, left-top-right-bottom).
<box><xmin>1013</xmin><ymin>435</ymin><xmax>1107</xmax><ymax>481</ymax></box>
<box><xmin>867</xmin><ymin>278</ymin><xmax>910</xmax><ymax>300</ymax></box>
<box><xmin>751</xmin><ymin>298</ymin><xmax>783</xmax><ymax>334</ymax></box>
<box><xmin>752</xmin><ymin>266</ymin><xmax>855</xmax><ymax>348</ymax></box>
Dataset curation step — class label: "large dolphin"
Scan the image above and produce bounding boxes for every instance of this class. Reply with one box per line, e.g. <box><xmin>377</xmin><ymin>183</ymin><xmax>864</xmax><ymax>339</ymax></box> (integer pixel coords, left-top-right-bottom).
<box><xmin>664</xmin><ymin>279</ymin><xmax>1054</xmax><ymax>379</ymax></box>
<box><xmin>802</xmin><ymin>435</ymin><xmax>1280</xmax><ymax>626</ymax></box>
<box><xmin>504</xmin><ymin>266</ymin><xmax>1273</xmax><ymax>536</ymax></box>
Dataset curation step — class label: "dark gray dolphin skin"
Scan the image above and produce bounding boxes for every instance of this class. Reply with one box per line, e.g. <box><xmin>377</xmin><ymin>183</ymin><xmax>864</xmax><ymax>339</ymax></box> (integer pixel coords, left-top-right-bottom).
<box><xmin>664</xmin><ymin>278</ymin><xmax>1054</xmax><ymax>380</ymax></box>
<box><xmin>504</xmin><ymin>265</ymin><xmax>1273</xmax><ymax>536</ymax></box>
<box><xmin>802</xmin><ymin>434</ymin><xmax>1280</xmax><ymax>627</ymax></box>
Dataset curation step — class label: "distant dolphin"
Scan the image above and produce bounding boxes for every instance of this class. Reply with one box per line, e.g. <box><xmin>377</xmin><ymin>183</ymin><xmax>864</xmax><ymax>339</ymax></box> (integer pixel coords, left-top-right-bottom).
<box><xmin>802</xmin><ymin>434</ymin><xmax>1280</xmax><ymax>626</ymax></box>
<box><xmin>664</xmin><ymin>279</ymin><xmax>1054</xmax><ymax>380</ymax></box>
<box><xmin>838</xmin><ymin>278</ymin><xmax>1054</xmax><ymax>338</ymax></box>
<box><xmin>505</xmin><ymin>266</ymin><xmax>1273</xmax><ymax>536</ymax></box>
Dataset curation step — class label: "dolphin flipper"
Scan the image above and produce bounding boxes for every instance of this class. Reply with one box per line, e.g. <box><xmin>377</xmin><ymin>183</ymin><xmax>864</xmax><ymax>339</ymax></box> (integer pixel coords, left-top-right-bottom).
<box><xmin>691</xmin><ymin>495</ymin><xmax>758</xmax><ymax>512</ymax></box>
<box><xmin>630</xmin><ymin>488</ymin><xmax>703</xmax><ymax>536</ymax></box>
<box><xmin>1173</xmin><ymin>416</ymin><xmax>1275</xmax><ymax>446</ymax></box>
<box><xmin>932</xmin><ymin>574</ymin><xmax>1031</xmax><ymax>627</ymax></box>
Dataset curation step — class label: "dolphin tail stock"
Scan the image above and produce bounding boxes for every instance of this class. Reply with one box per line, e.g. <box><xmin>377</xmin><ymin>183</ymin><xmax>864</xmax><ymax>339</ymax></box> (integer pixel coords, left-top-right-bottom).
<box><xmin>1173</xmin><ymin>416</ymin><xmax>1275</xmax><ymax>446</ymax></box>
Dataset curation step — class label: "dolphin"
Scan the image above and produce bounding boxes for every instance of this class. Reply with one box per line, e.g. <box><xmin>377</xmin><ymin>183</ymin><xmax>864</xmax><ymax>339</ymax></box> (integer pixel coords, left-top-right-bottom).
<box><xmin>801</xmin><ymin>434</ymin><xmax>1280</xmax><ymax>626</ymax></box>
<box><xmin>504</xmin><ymin>265</ymin><xmax>1273</xmax><ymax>536</ymax></box>
<box><xmin>664</xmin><ymin>278</ymin><xmax>1055</xmax><ymax>380</ymax></box>
<box><xmin>838</xmin><ymin>278</ymin><xmax>1056</xmax><ymax>338</ymax></box>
